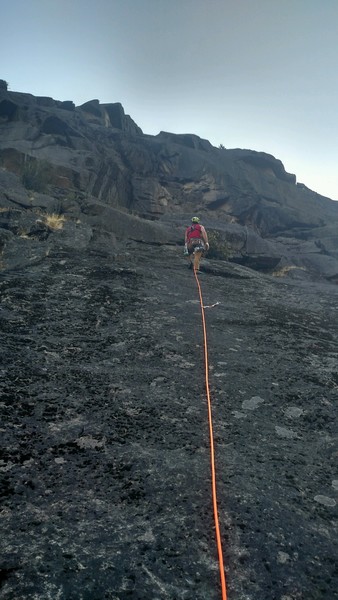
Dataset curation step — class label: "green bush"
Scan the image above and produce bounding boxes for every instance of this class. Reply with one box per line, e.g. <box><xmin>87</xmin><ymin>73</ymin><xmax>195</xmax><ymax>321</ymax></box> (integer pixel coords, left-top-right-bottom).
<box><xmin>0</xmin><ymin>79</ymin><xmax>8</xmax><ymax>91</ymax></box>
<box><xmin>207</xmin><ymin>229</ymin><xmax>231</xmax><ymax>260</ymax></box>
<box><xmin>21</xmin><ymin>159</ymin><xmax>52</xmax><ymax>192</ymax></box>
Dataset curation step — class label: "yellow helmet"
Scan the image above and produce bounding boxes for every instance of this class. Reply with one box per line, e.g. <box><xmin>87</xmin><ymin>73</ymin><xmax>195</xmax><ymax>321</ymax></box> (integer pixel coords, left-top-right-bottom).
<box><xmin>191</xmin><ymin>216</ymin><xmax>200</xmax><ymax>223</ymax></box>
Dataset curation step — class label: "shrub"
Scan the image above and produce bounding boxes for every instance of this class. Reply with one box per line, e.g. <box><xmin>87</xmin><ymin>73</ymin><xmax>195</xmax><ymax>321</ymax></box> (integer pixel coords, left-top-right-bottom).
<box><xmin>272</xmin><ymin>265</ymin><xmax>306</xmax><ymax>277</ymax></box>
<box><xmin>0</xmin><ymin>79</ymin><xmax>8</xmax><ymax>91</ymax></box>
<box><xmin>207</xmin><ymin>230</ymin><xmax>231</xmax><ymax>260</ymax></box>
<box><xmin>21</xmin><ymin>159</ymin><xmax>52</xmax><ymax>192</ymax></box>
<box><xmin>43</xmin><ymin>213</ymin><xmax>65</xmax><ymax>230</ymax></box>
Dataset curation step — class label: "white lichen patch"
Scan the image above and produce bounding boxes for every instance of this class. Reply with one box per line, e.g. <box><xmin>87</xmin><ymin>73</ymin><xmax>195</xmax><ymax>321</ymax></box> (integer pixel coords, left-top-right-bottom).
<box><xmin>277</xmin><ymin>551</ymin><xmax>290</xmax><ymax>564</ymax></box>
<box><xmin>275</xmin><ymin>426</ymin><xmax>298</xmax><ymax>439</ymax></box>
<box><xmin>314</xmin><ymin>495</ymin><xmax>336</xmax><ymax>507</ymax></box>
<box><xmin>285</xmin><ymin>407</ymin><xmax>304</xmax><ymax>418</ymax></box>
<box><xmin>76</xmin><ymin>436</ymin><xmax>105</xmax><ymax>449</ymax></box>
<box><xmin>242</xmin><ymin>396</ymin><xmax>265</xmax><ymax>411</ymax></box>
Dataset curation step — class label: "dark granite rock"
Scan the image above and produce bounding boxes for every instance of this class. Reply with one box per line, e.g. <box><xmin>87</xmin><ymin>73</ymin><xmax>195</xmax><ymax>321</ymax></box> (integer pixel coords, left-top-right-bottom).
<box><xmin>0</xmin><ymin>239</ymin><xmax>337</xmax><ymax>600</ymax></box>
<box><xmin>1</xmin><ymin>84</ymin><xmax>338</xmax><ymax>599</ymax></box>
<box><xmin>0</xmin><ymin>86</ymin><xmax>338</xmax><ymax>280</ymax></box>
<box><xmin>40</xmin><ymin>116</ymin><xmax>80</xmax><ymax>138</ymax></box>
<box><xmin>0</xmin><ymin>85</ymin><xmax>338</xmax><ymax>281</ymax></box>
<box><xmin>78</xmin><ymin>99</ymin><xmax>102</xmax><ymax>118</ymax></box>
<box><xmin>0</xmin><ymin>99</ymin><xmax>18</xmax><ymax>121</ymax></box>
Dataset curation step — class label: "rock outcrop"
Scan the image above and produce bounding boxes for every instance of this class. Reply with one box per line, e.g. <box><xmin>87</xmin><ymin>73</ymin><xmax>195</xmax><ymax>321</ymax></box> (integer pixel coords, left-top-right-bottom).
<box><xmin>1</xmin><ymin>86</ymin><xmax>338</xmax><ymax>281</ymax></box>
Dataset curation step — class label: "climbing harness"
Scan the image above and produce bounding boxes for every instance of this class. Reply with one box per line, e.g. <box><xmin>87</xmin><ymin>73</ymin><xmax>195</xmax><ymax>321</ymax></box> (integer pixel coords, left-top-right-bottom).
<box><xmin>193</xmin><ymin>265</ymin><xmax>227</xmax><ymax>600</ymax></box>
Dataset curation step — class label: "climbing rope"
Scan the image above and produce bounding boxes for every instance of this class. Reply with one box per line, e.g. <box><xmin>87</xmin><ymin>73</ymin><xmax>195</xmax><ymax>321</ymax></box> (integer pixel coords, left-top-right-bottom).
<box><xmin>193</xmin><ymin>265</ymin><xmax>227</xmax><ymax>600</ymax></box>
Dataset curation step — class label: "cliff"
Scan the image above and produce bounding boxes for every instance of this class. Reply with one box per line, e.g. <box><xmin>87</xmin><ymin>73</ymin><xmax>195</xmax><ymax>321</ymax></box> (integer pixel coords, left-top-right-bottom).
<box><xmin>0</xmin><ymin>86</ymin><xmax>337</xmax><ymax>600</ymax></box>
<box><xmin>1</xmin><ymin>86</ymin><xmax>338</xmax><ymax>281</ymax></box>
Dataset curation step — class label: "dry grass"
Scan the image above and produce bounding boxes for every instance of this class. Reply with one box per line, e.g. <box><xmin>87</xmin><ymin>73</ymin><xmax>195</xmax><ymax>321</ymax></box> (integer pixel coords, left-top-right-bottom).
<box><xmin>18</xmin><ymin>229</ymin><xmax>30</xmax><ymax>239</ymax></box>
<box><xmin>44</xmin><ymin>213</ymin><xmax>66</xmax><ymax>230</ymax></box>
<box><xmin>272</xmin><ymin>265</ymin><xmax>306</xmax><ymax>277</ymax></box>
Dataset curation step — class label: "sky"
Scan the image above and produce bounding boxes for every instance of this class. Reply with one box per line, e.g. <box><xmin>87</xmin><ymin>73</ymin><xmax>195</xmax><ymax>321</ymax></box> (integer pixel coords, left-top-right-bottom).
<box><xmin>2</xmin><ymin>0</ymin><xmax>338</xmax><ymax>200</ymax></box>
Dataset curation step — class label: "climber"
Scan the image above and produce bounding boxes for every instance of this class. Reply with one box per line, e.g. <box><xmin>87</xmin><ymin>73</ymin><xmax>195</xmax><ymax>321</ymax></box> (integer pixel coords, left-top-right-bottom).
<box><xmin>184</xmin><ymin>216</ymin><xmax>209</xmax><ymax>271</ymax></box>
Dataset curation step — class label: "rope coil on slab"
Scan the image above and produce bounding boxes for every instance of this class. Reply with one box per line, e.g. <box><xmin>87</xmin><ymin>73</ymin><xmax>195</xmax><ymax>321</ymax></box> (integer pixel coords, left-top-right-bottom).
<box><xmin>193</xmin><ymin>265</ymin><xmax>227</xmax><ymax>600</ymax></box>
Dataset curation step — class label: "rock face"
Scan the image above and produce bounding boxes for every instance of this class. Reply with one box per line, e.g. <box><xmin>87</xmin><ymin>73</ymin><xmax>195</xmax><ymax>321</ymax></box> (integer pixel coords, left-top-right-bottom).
<box><xmin>1</xmin><ymin>86</ymin><xmax>338</xmax><ymax>281</ymax></box>
<box><xmin>0</xmin><ymin>236</ymin><xmax>337</xmax><ymax>600</ymax></box>
<box><xmin>1</xmin><ymin>86</ymin><xmax>338</xmax><ymax>599</ymax></box>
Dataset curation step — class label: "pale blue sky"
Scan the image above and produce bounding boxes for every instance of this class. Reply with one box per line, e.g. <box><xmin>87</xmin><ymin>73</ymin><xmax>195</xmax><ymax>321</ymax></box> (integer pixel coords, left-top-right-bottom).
<box><xmin>2</xmin><ymin>0</ymin><xmax>338</xmax><ymax>199</ymax></box>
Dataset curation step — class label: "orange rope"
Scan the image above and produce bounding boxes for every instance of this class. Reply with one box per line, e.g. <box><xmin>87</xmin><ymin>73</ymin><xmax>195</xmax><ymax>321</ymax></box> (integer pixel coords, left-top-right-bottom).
<box><xmin>193</xmin><ymin>265</ymin><xmax>227</xmax><ymax>600</ymax></box>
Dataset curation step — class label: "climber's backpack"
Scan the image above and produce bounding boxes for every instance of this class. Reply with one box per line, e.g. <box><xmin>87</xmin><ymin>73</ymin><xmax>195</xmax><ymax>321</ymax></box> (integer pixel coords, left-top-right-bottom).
<box><xmin>187</xmin><ymin>224</ymin><xmax>202</xmax><ymax>240</ymax></box>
